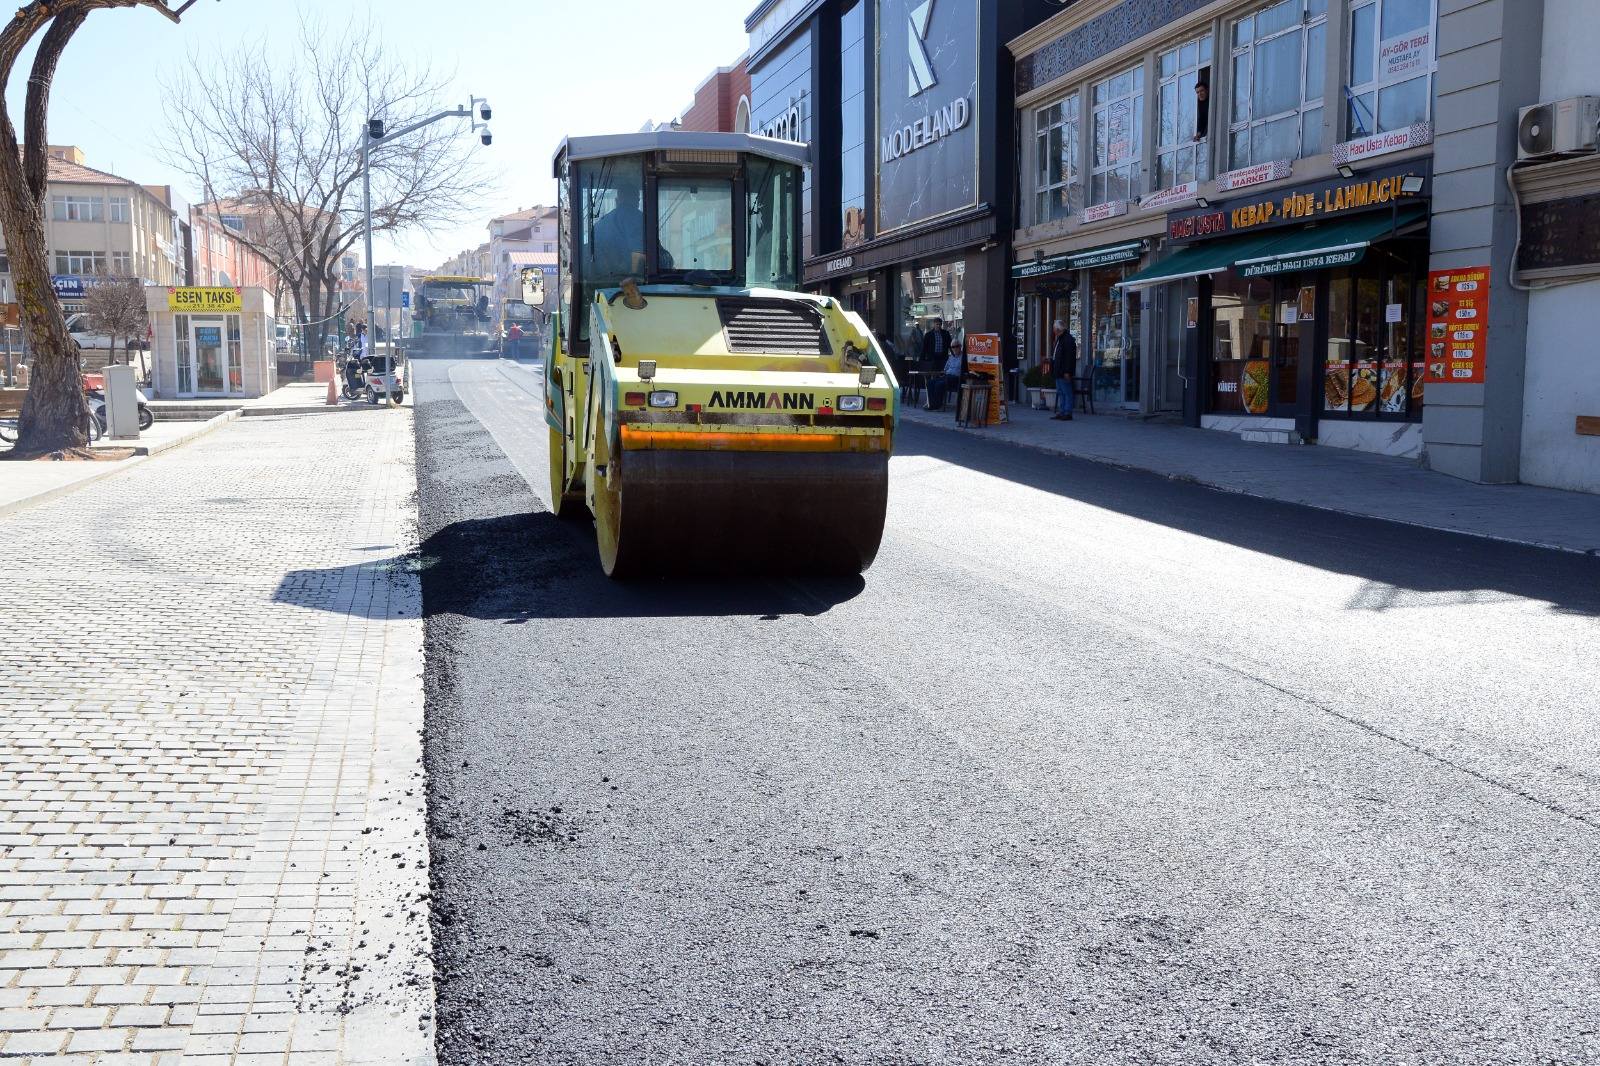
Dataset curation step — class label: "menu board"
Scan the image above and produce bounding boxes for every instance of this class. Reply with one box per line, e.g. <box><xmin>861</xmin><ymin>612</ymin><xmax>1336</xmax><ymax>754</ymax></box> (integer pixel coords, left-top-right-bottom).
<box><xmin>965</xmin><ymin>333</ymin><xmax>1005</xmax><ymax>425</ymax></box>
<box><xmin>1424</xmin><ymin>267</ymin><xmax>1490</xmax><ymax>384</ymax></box>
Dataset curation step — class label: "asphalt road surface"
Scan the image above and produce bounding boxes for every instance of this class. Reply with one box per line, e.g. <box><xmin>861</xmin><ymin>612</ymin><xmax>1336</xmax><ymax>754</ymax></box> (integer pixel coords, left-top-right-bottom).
<box><xmin>410</xmin><ymin>354</ymin><xmax>1600</xmax><ymax>1065</ymax></box>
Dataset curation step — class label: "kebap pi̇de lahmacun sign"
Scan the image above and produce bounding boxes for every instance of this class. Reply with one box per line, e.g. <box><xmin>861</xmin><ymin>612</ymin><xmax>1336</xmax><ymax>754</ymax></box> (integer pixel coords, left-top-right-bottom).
<box><xmin>167</xmin><ymin>286</ymin><xmax>243</xmax><ymax>312</ymax></box>
<box><xmin>875</xmin><ymin>0</ymin><xmax>980</xmax><ymax>234</ymax></box>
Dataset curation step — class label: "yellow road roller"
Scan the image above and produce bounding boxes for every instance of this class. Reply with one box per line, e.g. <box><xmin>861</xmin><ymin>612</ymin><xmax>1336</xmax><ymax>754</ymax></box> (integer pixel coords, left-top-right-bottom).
<box><xmin>543</xmin><ymin>131</ymin><xmax>898</xmax><ymax>578</ymax></box>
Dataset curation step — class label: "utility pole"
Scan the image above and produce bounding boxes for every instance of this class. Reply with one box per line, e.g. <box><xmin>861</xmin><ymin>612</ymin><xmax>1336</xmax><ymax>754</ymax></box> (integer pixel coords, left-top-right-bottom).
<box><xmin>362</xmin><ymin>97</ymin><xmax>492</xmax><ymax>408</ymax></box>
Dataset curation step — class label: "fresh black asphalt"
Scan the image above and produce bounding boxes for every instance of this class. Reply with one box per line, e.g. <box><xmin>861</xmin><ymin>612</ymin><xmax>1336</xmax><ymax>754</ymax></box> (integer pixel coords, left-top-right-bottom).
<box><xmin>411</xmin><ymin>356</ymin><xmax>1600</xmax><ymax>1065</ymax></box>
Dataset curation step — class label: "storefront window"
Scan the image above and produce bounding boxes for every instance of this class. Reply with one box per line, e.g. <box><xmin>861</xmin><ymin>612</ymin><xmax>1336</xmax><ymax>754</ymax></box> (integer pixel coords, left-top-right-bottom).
<box><xmin>1228</xmin><ymin>0</ymin><xmax>1328</xmax><ymax>168</ymax></box>
<box><xmin>1035</xmin><ymin>94</ymin><xmax>1082</xmax><ymax>223</ymax></box>
<box><xmin>896</xmin><ymin>260</ymin><xmax>965</xmax><ymax>363</ymax></box>
<box><xmin>226</xmin><ymin>315</ymin><xmax>243</xmax><ymax>394</ymax></box>
<box><xmin>174</xmin><ymin>314</ymin><xmax>191</xmax><ymax>394</ymax></box>
<box><xmin>1091</xmin><ymin>66</ymin><xmax>1144</xmax><ymax>205</ymax></box>
<box><xmin>1088</xmin><ymin>266</ymin><xmax>1140</xmax><ymax>406</ymax></box>
<box><xmin>1347</xmin><ymin>0</ymin><xmax>1436</xmax><ymax>137</ymax></box>
<box><xmin>1209</xmin><ymin>274</ymin><xmax>1274</xmax><ymax>414</ymax></box>
<box><xmin>1323</xmin><ymin>254</ymin><xmax>1426</xmax><ymax>420</ymax></box>
<box><xmin>1156</xmin><ymin>35</ymin><xmax>1213</xmax><ymax>191</ymax></box>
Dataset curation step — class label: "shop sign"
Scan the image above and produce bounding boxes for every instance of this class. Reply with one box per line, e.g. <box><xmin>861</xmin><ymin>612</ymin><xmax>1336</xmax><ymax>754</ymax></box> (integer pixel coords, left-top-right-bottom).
<box><xmin>51</xmin><ymin>275</ymin><xmax>91</xmax><ymax>299</ymax></box>
<box><xmin>760</xmin><ymin>95</ymin><xmax>805</xmax><ymax>142</ymax></box>
<box><xmin>1168</xmin><ymin>161</ymin><xmax>1431</xmax><ymax>242</ymax></box>
<box><xmin>1380</xmin><ymin>28</ymin><xmax>1432</xmax><ymax>81</ymax></box>
<box><xmin>1332</xmin><ymin>122</ymin><xmax>1433</xmax><ymax>166</ymax></box>
<box><xmin>1</xmin><ymin>303</ymin><xmax>18</xmax><ymax>328</ymax></box>
<box><xmin>1424</xmin><ymin>267</ymin><xmax>1490</xmax><ymax>384</ymax></box>
<box><xmin>1079</xmin><ymin>200</ymin><xmax>1129</xmax><ymax>225</ymax></box>
<box><xmin>876</xmin><ymin>0</ymin><xmax>980</xmax><ymax>234</ymax></box>
<box><xmin>1241</xmin><ymin>248</ymin><xmax>1364</xmax><ymax>278</ymax></box>
<box><xmin>823</xmin><ymin>255</ymin><xmax>855</xmax><ymax>274</ymax></box>
<box><xmin>1013</xmin><ymin>253</ymin><xmax>1072</xmax><ymax>279</ymax></box>
<box><xmin>168</xmin><ymin>286</ymin><xmax>243</xmax><ymax>312</ymax></box>
<box><xmin>1215</xmin><ymin>159</ymin><xmax>1292</xmax><ymax>193</ymax></box>
<box><xmin>1139</xmin><ymin>181</ymin><xmax>1199</xmax><ymax>211</ymax></box>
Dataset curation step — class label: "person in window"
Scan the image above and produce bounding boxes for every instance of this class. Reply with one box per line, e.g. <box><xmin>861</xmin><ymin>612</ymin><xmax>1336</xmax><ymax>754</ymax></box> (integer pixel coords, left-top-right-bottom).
<box><xmin>1050</xmin><ymin>319</ymin><xmax>1078</xmax><ymax>421</ymax></box>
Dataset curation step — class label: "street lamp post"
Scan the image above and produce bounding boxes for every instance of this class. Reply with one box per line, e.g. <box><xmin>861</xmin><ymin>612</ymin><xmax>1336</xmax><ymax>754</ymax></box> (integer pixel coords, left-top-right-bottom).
<box><xmin>361</xmin><ymin>97</ymin><xmax>492</xmax><ymax>407</ymax></box>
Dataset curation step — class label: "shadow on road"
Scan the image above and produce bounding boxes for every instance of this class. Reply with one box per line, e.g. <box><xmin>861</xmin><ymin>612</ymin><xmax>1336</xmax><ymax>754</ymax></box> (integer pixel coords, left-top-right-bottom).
<box><xmin>419</xmin><ymin>509</ymin><xmax>865</xmax><ymax>621</ymax></box>
<box><xmin>899</xmin><ymin>423</ymin><xmax>1600</xmax><ymax>619</ymax></box>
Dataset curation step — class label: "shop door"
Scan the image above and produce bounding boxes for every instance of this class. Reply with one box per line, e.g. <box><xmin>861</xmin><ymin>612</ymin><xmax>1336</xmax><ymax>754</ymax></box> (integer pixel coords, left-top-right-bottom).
<box><xmin>191</xmin><ymin>319</ymin><xmax>228</xmax><ymax>395</ymax></box>
<box><xmin>1269</xmin><ymin>275</ymin><xmax>1318</xmax><ymax>418</ymax></box>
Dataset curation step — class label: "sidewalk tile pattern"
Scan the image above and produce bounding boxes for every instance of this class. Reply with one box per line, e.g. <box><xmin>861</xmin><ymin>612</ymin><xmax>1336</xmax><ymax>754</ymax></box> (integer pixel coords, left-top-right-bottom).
<box><xmin>0</xmin><ymin>411</ymin><xmax>433</xmax><ymax>1064</ymax></box>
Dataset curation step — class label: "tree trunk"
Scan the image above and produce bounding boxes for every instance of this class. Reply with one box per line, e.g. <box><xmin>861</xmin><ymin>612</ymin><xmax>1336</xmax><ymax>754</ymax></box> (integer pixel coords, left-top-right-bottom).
<box><xmin>2</xmin><ymin>184</ymin><xmax>85</xmax><ymax>453</ymax></box>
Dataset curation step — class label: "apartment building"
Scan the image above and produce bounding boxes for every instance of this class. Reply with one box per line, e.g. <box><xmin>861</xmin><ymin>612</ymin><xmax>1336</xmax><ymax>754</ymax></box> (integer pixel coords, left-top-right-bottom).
<box><xmin>488</xmin><ymin>206</ymin><xmax>558</xmax><ymax>324</ymax></box>
<box><xmin>0</xmin><ymin>146</ymin><xmax>182</xmax><ymax>312</ymax></box>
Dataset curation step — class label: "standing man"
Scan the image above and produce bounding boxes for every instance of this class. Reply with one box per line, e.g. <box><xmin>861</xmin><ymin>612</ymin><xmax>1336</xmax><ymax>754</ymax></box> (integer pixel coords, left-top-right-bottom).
<box><xmin>1050</xmin><ymin>319</ymin><xmax>1077</xmax><ymax>421</ymax></box>
<box><xmin>920</xmin><ymin>317</ymin><xmax>953</xmax><ymax>410</ymax></box>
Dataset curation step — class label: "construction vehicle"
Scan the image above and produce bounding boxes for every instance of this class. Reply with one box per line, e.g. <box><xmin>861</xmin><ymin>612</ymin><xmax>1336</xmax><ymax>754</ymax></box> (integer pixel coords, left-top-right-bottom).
<box><xmin>544</xmin><ymin>131</ymin><xmax>898</xmax><ymax>578</ymax></box>
<box><xmin>412</xmin><ymin>275</ymin><xmax>493</xmax><ymax>356</ymax></box>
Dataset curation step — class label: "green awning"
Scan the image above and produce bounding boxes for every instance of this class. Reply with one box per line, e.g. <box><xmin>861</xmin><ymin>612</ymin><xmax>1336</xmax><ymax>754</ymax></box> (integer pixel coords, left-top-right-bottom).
<box><xmin>1119</xmin><ymin>205</ymin><xmax>1428</xmax><ymax>288</ymax></box>
<box><xmin>1116</xmin><ymin>232</ymin><xmax>1285</xmax><ymax>289</ymax></box>
<box><xmin>1234</xmin><ymin>205</ymin><xmax>1428</xmax><ymax>277</ymax></box>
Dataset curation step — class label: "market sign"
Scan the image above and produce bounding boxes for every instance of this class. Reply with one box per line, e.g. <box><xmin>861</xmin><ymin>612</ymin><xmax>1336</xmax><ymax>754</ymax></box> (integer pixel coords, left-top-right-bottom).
<box><xmin>168</xmin><ymin>286</ymin><xmax>243</xmax><ymax>312</ymax></box>
<box><xmin>1168</xmin><ymin>160</ymin><xmax>1431</xmax><ymax>243</ymax></box>
<box><xmin>1423</xmin><ymin>267</ymin><xmax>1490</xmax><ymax>384</ymax></box>
<box><xmin>1332</xmin><ymin>121</ymin><xmax>1433</xmax><ymax>166</ymax></box>
<box><xmin>1241</xmin><ymin>248</ymin><xmax>1365</xmax><ymax>278</ymax></box>
<box><xmin>1215</xmin><ymin>159</ymin><xmax>1292</xmax><ymax>193</ymax></box>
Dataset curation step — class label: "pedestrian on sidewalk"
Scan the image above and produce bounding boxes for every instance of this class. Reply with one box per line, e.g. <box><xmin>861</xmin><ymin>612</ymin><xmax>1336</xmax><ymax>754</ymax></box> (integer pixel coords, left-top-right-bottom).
<box><xmin>1050</xmin><ymin>319</ymin><xmax>1077</xmax><ymax>421</ymax></box>
<box><xmin>922</xmin><ymin>317</ymin><xmax>955</xmax><ymax>409</ymax></box>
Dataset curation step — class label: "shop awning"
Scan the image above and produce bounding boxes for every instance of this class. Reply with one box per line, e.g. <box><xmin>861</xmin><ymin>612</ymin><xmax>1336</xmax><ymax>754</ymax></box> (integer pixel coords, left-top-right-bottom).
<box><xmin>1118</xmin><ymin>204</ymin><xmax>1428</xmax><ymax>288</ymax></box>
<box><xmin>1233</xmin><ymin>205</ymin><xmax>1428</xmax><ymax>278</ymax></box>
<box><xmin>1115</xmin><ymin>232</ymin><xmax>1284</xmax><ymax>289</ymax></box>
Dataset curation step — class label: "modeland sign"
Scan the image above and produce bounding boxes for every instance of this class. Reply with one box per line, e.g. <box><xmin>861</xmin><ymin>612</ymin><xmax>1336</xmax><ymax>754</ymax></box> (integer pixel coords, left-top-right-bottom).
<box><xmin>1167</xmin><ymin>161</ymin><xmax>1432</xmax><ymax>243</ymax></box>
<box><xmin>875</xmin><ymin>0</ymin><xmax>979</xmax><ymax>234</ymax></box>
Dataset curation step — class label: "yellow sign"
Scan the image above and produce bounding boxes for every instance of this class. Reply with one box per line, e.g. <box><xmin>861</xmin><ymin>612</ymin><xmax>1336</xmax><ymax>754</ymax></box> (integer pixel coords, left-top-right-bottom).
<box><xmin>168</xmin><ymin>287</ymin><xmax>242</xmax><ymax>312</ymax></box>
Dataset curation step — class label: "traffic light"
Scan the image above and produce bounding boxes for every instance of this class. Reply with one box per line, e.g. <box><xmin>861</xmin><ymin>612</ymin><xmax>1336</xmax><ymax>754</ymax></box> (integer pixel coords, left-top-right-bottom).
<box><xmin>367</xmin><ymin>118</ymin><xmax>385</xmax><ymax>140</ymax></box>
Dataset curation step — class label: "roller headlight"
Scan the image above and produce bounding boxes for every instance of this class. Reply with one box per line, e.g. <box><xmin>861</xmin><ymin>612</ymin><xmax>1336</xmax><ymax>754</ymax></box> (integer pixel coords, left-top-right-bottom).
<box><xmin>837</xmin><ymin>394</ymin><xmax>867</xmax><ymax>412</ymax></box>
<box><xmin>648</xmin><ymin>390</ymin><xmax>679</xmax><ymax>408</ymax></box>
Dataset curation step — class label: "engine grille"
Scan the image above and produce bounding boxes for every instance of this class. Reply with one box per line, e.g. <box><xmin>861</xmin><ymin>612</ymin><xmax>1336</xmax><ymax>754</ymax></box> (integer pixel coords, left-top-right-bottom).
<box><xmin>717</xmin><ymin>299</ymin><xmax>832</xmax><ymax>356</ymax></box>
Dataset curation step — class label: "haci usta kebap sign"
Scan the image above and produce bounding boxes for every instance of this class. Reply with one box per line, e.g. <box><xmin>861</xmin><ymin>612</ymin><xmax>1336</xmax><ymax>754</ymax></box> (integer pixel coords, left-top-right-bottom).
<box><xmin>1168</xmin><ymin>163</ymin><xmax>1429</xmax><ymax>242</ymax></box>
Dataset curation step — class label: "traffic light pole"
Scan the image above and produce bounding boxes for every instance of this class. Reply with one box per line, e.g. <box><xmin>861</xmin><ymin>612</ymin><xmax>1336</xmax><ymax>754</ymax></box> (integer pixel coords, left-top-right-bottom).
<box><xmin>361</xmin><ymin>99</ymin><xmax>491</xmax><ymax>408</ymax></box>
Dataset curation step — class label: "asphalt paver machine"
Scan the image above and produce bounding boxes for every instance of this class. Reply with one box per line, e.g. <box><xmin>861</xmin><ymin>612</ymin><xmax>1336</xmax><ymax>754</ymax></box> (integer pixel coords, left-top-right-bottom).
<box><xmin>544</xmin><ymin>131</ymin><xmax>898</xmax><ymax>578</ymax></box>
<box><xmin>413</xmin><ymin>275</ymin><xmax>494</xmax><ymax>356</ymax></box>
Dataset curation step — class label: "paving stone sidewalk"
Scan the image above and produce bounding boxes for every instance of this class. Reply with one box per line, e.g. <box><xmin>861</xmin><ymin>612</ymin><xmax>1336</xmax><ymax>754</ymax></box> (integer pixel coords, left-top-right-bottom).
<box><xmin>0</xmin><ymin>409</ymin><xmax>432</xmax><ymax>1064</ymax></box>
<box><xmin>902</xmin><ymin>401</ymin><xmax>1600</xmax><ymax>554</ymax></box>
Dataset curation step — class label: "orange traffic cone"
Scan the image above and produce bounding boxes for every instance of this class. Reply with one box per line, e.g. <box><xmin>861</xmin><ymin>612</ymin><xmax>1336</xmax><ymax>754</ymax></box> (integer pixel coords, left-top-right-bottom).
<box><xmin>326</xmin><ymin>375</ymin><xmax>338</xmax><ymax>405</ymax></box>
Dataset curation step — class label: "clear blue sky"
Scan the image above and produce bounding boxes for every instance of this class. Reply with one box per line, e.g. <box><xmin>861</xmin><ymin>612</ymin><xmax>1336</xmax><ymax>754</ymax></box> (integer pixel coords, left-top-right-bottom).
<box><xmin>9</xmin><ymin>0</ymin><xmax>755</xmax><ymax>268</ymax></box>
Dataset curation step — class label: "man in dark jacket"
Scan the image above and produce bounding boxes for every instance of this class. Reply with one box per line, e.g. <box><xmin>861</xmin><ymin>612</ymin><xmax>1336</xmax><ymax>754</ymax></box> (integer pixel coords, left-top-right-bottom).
<box><xmin>1050</xmin><ymin>319</ymin><xmax>1078</xmax><ymax>421</ymax></box>
<box><xmin>920</xmin><ymin>317</ymin><xmax>952</xmax><ymax>363</ymax></box>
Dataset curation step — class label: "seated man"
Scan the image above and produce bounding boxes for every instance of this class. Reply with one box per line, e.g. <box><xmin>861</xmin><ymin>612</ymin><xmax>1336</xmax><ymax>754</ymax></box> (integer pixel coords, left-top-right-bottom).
<box><xmin>926</xmin><ymin>347</ymin><xmax>963</xmax><ymax>410</ymax></box>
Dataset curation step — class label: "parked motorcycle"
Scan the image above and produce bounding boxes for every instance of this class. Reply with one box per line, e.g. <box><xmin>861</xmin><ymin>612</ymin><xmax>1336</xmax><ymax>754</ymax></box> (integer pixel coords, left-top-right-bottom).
<box><xmin>88</xmin><ymin>387</ymin><xmax>154</xmax><ymax>434</ymax></box>
<box><xmin>341</xmin><ymin>355</ymin><xmax>367</xmax><ymax>401</ymax></box>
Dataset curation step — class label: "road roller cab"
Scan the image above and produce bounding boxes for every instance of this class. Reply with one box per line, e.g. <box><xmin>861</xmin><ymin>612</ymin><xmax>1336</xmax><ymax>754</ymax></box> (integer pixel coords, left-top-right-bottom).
<box><xmin>544</xmin><ymin>131</ymin><xmax>898</xmax><ymax>578</ymax></box>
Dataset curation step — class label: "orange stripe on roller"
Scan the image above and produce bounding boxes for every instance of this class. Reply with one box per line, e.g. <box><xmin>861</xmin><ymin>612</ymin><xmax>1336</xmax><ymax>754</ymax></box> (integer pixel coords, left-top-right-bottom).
<box><xmin>619</xmin><ymin>426</ymin><xmax>885</xmax><ymax>453</ymax></box>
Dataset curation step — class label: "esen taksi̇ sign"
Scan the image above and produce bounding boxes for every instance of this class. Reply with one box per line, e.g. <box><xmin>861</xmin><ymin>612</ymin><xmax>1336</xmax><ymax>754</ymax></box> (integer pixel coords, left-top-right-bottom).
<box><xmin>167</xmin><ymin>287</ymin><xmax>243</xmax><ymax>312</ymax></box>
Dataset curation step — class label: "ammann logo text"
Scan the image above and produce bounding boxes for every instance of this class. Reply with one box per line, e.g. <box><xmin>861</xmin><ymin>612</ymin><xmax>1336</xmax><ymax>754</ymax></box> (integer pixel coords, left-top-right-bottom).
<box><xmin>708</xmin><ymin>391</ymin><xmax>815</xmax><ymax>410</ymax></box>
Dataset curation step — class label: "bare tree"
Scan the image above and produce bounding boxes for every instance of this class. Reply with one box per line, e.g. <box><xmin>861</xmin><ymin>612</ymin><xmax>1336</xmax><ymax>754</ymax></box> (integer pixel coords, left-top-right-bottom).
<box><xmin>83</xmin><ymin>275</ymin><xmax>148</xmax><ymax>365</ymax></box>
<box><xmin>161</xmin><ymin>16</ymin><xmax>487</xmax><ymax>359</ymax></box>
<box><xmin>0</xmin><ymin>1</ymin><xmax>189</xmax><ymax>458</ymax></box>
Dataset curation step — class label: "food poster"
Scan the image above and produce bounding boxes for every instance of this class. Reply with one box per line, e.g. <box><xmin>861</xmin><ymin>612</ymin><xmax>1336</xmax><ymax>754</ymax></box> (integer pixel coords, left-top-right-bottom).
<box><xmin>1325</xmin><ymin>360</ymin><xmax>1351</xmax><ymax>412</ymax></box>
<box><xmin>1425</xmin><ymin>267</ymin><xmax>1490</xmax><ymax>384</ymax></box>
<box><xmin>1297</xmin><ymin>286</ymin><xmax>1316</xmax><ymax>321</ymax></box>
<box><xmin>1242</xmin><ymin>360</ymin><xmax>1270</xmax><ymax>414</ymax></box>
<box><xmin>964</xmin><ymin>332</ymin><xmax>1004</xmax><ymax>424</ymax></box>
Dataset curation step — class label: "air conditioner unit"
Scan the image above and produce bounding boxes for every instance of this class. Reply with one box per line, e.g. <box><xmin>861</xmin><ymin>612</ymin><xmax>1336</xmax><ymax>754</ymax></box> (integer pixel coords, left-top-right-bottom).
<box><xmin>1517</xmin><ymin>96</ymin><xmax>1600</xmax><ymax>160</ymax></box>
